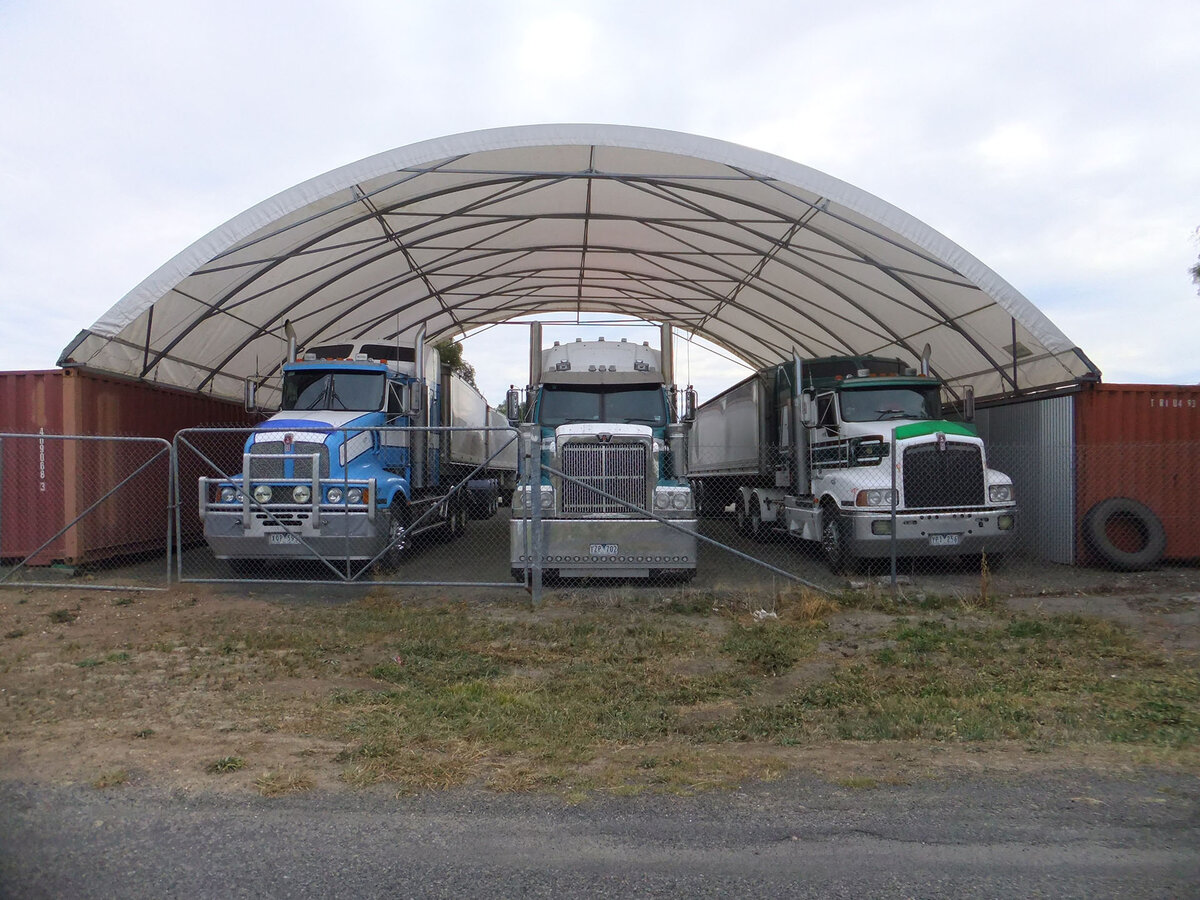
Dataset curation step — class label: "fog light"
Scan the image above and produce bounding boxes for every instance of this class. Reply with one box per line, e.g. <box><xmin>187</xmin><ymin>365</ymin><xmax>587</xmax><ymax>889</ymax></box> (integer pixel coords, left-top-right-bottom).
<box><xmin>220</xmin><ymin>486</ymin><xmax>237</xmax><ymax>503</ymax></box>
<box><xmin>292</xmin><ymin>485</ymin><xmax>311</xmax><ymax>504</ymax></box>
<box><xmin>998</xmin><ymin>515</ymin><xmax>1014</xmax><ymax>531</ymax></box>
<box><xmin>871</xmin><ymin>520</ymin><xmax>892</xmax><ymax>535</ymax></box>
<box><xmin>347</xmin><ymin>488</ymin><xmax>363</xmax><ymax>504</ymax></box>
<box><xmin>253</xmin><ymin>484</ymin><xmax>272</xmax><ymax>504</ymax></box>
<box><xmin>327</xmin><ymin>487</ymin><xmax>343</xmax><ymax>504</ymax></box>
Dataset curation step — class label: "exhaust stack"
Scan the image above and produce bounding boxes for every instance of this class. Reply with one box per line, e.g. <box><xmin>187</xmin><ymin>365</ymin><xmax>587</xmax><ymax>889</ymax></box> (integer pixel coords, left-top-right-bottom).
<box><xmin>529</xmin><ymin>322</ymin><xmax>543</xmax><ymax>389</ymax></box>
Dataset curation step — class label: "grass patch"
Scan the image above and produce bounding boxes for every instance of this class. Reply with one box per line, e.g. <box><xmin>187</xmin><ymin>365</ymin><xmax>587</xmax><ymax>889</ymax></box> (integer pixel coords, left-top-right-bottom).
<box><xmin>207</xmin><ymin>755</ymin><xmax>246</xmax><ymax>774</ymax></box>
<box><xmin>48</xmin><ymin>609</ymin><xmax>77</xmax><ymax>624</ymax></box>
<box><xmin>255</xmin><ymin>769</ymin><xmax>315</xmax><ymax>796</ymax></box>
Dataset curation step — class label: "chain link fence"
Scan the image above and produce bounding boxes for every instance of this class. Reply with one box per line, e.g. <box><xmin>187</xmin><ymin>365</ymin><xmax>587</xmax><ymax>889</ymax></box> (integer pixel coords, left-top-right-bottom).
<box><xmin>2</xmin><ymin>430</ymin><xmax>1196</xmax><ymax>599</ymax></box>
<box><xmin>0</xmin><ymin>433</ymin><xmax>172</xmax><ymax>589</ymax></box>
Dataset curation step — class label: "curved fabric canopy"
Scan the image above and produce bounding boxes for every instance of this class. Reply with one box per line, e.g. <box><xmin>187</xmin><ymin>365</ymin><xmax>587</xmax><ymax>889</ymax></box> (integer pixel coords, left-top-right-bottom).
<box><xmin>60</xmin><ymin>124</ymin><xmax>1098</xmax><ymax>404</ymax></box>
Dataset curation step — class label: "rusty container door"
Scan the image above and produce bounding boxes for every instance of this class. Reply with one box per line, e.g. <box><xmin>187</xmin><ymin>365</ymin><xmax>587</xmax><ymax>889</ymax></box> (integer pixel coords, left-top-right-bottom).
<box><xmin>1</xmin><ymin>369</ymin><xmax>257</xmax><ymax>565</ymax></box>
<box><xmin>0</xmin><ymin>372</ymin><xmax>68</xmax><ymax>564</ymax></box>
<box><xmin>1075</xmin><ymin>383</ymin><xmax>1200</xmax><ymax>562</ymax></box>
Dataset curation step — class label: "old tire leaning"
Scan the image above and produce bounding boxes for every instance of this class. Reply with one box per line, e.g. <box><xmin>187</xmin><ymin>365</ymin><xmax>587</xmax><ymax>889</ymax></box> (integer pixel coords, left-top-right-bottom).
<box><xmin>1083</xmin><ymin>497</ymin><xmax>1165</xmax><ymax>571</ymax></box>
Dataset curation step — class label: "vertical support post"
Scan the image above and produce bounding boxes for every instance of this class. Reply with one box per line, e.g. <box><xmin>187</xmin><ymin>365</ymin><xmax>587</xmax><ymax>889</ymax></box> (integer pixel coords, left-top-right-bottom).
<box><xmin>173</xmin><ymin>434</ymin><xmax>185</xmax><ymax>583</ymax></box>
<box><xmin>890</xmin><ymin>426</ymin><xmax>899</xmax><ymax>600</ymax></box>
<box><xmin>164</xmin><ymin>440</ymin><xmax>173</xmax><ymax>586</ymax></box>
<box><xmin>530</xmin><ymin>430</ymin><xmax>543</xmax><ymax>607</ymax></box>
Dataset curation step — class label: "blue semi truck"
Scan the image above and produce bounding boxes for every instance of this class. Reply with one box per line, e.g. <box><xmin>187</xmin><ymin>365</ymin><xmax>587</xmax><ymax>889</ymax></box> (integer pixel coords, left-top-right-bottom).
<box><xmin>199</xmin><ymin>327</ymin><xmax>516</xmax><ymax>571</ymax></box>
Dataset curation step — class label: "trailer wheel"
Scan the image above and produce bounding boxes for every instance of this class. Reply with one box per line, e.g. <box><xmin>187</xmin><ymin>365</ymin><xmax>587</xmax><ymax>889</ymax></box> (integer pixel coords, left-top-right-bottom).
<box><xmin>453</xmin><ymin>494</ymin><xmax>468</xmax><ymax>537</ymax></box>
<box><xmin>1083</xmin><ymin>497</ymin><xmax>1165</xmax><ymax>571</ymax></box>
<box><xmin>735</xmin><ymin>495</ymin><xmax>750</xmax><ymax>535</ymax></box>
<box><xmin>821</xmin><ymin>506</ymin><xmax>857</xmax><ymax>575</ymax></box>
<box><xmin>749</xmin><ymin>495</ymin><xmax>768</xmax><ymax>542</ymax></box>
<box><xmin>384</xmin><ymin>499</ymin><xmax>411</xmax><ymax>568</ymax></box>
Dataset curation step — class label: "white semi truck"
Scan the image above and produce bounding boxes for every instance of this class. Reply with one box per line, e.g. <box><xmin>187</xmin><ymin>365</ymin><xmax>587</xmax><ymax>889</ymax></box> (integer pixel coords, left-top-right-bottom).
<box><xmin>508</xmin><ymin>323</ymin><xmax>697</xmax><ymax>582</ymax></box>
<box><xmin>687</xmin><ymin>352</ymin><xmax>1016</xmax><ymax>573</ymax></box>
<box><xmin>200</xmin><ymin>328</ymin><xmax>517</xmax><ymax>570</ymax></box>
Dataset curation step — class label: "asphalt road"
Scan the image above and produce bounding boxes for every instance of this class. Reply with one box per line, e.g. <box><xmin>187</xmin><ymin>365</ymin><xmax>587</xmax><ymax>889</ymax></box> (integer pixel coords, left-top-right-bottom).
<box><xmin>2</xmin><ymin>771</ymin><xmax>1197</xmax><ymax>899</ymax></box>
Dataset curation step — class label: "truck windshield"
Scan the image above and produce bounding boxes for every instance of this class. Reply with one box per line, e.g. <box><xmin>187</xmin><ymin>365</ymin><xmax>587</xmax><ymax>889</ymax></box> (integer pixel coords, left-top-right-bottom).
<box><xmin>281</xmin><ymin>370</ymin><xmax>386</xmax><ymax>412</ymax></box>
<box><xmin>538</xmin><ymin>384</ymin><xmax>668</xmax><ymax>427</ymax></box>
<box><xmin>839</xmin><ymin>386</ymin><xmax>941</xmax><ymax>422</ymax></box>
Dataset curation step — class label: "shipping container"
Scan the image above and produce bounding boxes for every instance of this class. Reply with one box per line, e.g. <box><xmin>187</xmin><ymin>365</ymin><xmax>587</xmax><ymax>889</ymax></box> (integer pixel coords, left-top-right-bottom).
<box><xmin>1</xmin><ymin>369</ymin><xmax>257</xmax><ymax>565</ymax></box>
<box><xmin>1075</xmin><ymin>383</ymin><xmax>1200</xmax><ymax>563</ymax></box>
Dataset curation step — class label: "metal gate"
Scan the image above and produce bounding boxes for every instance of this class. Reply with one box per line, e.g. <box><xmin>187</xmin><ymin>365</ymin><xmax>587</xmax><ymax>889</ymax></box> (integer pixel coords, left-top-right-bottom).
<box><xmin>0</xmin><ymin>433</ymin><xmax>172</xmax><ymax>590</ymax></box>
<box><xmin>173</xmin><ymin>425</ymin><xmax>522</xmax><ymax>585</ymax></box>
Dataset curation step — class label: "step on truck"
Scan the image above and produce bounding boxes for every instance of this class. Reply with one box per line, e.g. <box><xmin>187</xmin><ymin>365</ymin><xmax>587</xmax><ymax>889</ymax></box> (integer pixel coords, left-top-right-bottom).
<box><xmin>508</xmin><ymin>323</ymin><xmax>697</xmax><ymax>582</ymax></box>
<box><xmin>200</xmin><ymin>326</ymin><xmax>517</xmax><ymax>571</ymax></box>
<box><xmin>686</xmin><ymin>351</ymin><xmax>1016</xmax><ymax>573</ymax></box>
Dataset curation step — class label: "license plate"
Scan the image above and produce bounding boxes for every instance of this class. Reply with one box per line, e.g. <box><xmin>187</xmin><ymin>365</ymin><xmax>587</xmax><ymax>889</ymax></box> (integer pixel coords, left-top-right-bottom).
<box><xmin>589</xmin><ymin>543</ymin><xmax>619</xmax><ymax>556</ymax></box>
<box><xmin>269</xmin><ymin>532</ymin><xmax>301</xmax><ymax>545</ymax></box>
<box><xmin>929</xmin><ymin>533</ymin><xmax>961</xmax><ymax>547</ymax></box>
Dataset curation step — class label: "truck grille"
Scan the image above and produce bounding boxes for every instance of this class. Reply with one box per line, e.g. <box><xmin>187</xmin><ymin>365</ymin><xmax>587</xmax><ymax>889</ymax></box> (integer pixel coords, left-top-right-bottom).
<box><xmin>903</xmin><ymin>442</ymin><xmax>984</xmax><ymax>508</ymax></box>
<box><xmin>248</xmin><ymin>441</ymin><xmax>330</xmax><ymax>480</ymax></box>
<box><xmin>560</xmin><ymin>442</ymin><xmax>650</xmax><ymax>514</ymax></box>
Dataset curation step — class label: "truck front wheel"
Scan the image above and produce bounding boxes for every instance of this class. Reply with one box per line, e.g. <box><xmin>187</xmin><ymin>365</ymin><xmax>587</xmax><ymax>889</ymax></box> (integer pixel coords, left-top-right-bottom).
<box><xmin>384</xmin><ymin>500</ymin><xmax>411</xmax><ymax>569</ymax></box>
<box><xmin>821</xmin><ymin>507</ymin><xmax>857</xmax><ymax>575</ymax></box>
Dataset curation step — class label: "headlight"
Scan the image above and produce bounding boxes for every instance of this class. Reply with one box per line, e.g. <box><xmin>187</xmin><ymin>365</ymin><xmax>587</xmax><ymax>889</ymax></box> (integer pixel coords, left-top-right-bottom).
<box><xmin>327</xmin><ymin>487</ymin><xmax>344</xmax><ymax>504</ymax></box>
<box><xmin>252</xmin><ymin>484</ymin><xmax>272</xmax><ymax>504</ymax></box>
<box><xmin>654</xmin><ymin>492</ymin><xmax>670</xmax><ymax>510</ymax></box>
<box><xmin>347</xmin><ymin>488</ymin><xmax>363</xmax><ymax>504</ymax></box>
<box><xmin>671</xmin><ymin>492</ymin><xmax>689</xmax><ymax>510</ymax></box>
<box><xmin>220</xmin><ymin>486</ymin><xmax>237</xmax><ymax>503</ymax></box>
<box><xmin>292</xmin><ymin>485</ymin><xmax>311</xmax><ymax>504</ymax></box>
<box><xmin>539</xmin><ymin>488</ymin><xmax>554</xmax><ymax>509</ymax></box>
<box><xmin>989</xmin><ymin>484</ymin><xmax>1014</xmax><ymax>503</ymax></box>
<box><xmin>856</xmin><ymin>489</ymin><xmax>897</xmax><ymax>507</ymax></box>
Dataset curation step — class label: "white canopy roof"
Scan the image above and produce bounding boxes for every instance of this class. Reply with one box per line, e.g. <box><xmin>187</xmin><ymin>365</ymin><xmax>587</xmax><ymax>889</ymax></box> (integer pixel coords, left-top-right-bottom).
<box><xmin>60</xmin><ymin>124</ymin><xmax>1098</xmax><ymax>403</ymax></box>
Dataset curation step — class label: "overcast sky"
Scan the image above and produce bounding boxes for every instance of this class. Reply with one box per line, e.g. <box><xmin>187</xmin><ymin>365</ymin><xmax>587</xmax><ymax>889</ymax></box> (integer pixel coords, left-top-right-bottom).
<box><xmin>2</xmin><ymin>0</ymin><xmax>1197</xmax><ymax>404</ymax></box>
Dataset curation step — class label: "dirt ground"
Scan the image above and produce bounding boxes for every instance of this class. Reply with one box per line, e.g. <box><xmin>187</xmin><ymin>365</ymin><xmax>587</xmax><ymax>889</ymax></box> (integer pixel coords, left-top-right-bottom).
<box><xmin>2</xmin><ymin>564</ymin><xmax>1199</xmax><ymax>795</ymax></box>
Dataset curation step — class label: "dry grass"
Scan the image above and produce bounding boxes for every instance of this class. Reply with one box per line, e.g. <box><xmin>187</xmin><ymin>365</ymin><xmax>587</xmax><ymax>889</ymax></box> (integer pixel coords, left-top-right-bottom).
<box><xmin>0</xmin><ymin>584</ymin><xmax>1197</xmax><ymax>796</ymax></box>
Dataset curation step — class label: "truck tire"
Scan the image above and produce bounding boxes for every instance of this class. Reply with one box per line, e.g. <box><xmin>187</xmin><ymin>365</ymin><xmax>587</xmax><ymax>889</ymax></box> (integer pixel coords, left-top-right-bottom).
<box><xmin>383</xmin><ymin>500</ymin><xmax>411</xmax><ymax>569</ymax></box>
<box><xmin>735</xmin><ymin>495</ymin><xmax>750</xmax><ymax>535</ymax></box>
<box><xmin>749</xmin><ymin>494</ymin><xmax>768</xmax><ymax>542</ymax></box>
<box><xmin>821</xmin><ymin>506</ymin><xmax>857</xmax><ymax>575</ymax></box>
<box><xmin>1083</xmin><ymin>497</ymin><xmax>1166</xmax><ymax>571</ymax></box>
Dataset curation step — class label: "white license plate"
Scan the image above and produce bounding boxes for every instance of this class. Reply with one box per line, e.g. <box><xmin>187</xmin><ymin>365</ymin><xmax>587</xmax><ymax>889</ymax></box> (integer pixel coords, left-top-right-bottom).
<box><xmin>589</xmin><ymin>543</ymin><xmax>619</xmax><ymax>556</ymax></box>
<box><xmin>929</xmin><ymin>533</ymin><xmax>961</xmax><ymax>547</ymax></box>
<box><xmin>269</xmin><ymin>533</ymin><xmax>301</xmax><ymax>545</ymax></box>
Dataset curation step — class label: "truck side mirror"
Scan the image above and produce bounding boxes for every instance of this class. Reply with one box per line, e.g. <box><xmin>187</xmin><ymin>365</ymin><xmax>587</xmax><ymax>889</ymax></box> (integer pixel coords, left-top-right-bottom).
<box><xmin>244</xmin><ymin>379</ymin><xmax>259</xmax><ymax>412</ymax></box>
<box><xmin>506</xmin><ymin>387</ymin><xmax>521</xmax><ymax>422</ymax></box>
<box><xmin>683</xmin><ymin>387</ymin><xmax>697</xmax><ymax>423</ymax></box>
<box><xmin>799</xmin><ymin>394</ymin><xmax>815</xmax><ymax>427</ymax></box>
<box><xmin>408</xmin><ymin>380</ymin><xmax>423</xmax><ymax>416</ymax></box>
<box><xmin>964</xmin><ymin>386</ymin><xmax>975</xmax><ymax>422</ymax></box>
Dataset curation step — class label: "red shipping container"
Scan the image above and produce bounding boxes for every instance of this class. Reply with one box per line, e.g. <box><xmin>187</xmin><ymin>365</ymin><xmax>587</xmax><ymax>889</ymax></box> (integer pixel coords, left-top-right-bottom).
<box><xmin>1075</xmin><ymin>383</ymin><xmax>1200</xmax><ymax>563</ymax></box>
<box><xmin>1</xmin><ymin>369</ymin><xmax>257</xmax><ymax>565</ymax></box>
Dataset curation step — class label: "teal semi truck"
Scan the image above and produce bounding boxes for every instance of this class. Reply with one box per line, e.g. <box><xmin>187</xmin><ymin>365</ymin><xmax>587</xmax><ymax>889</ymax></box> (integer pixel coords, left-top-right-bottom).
<box><xmin>508</xmin><ymin>323</ymin><xmax>696</xmax><ymax>582</ymax></box>
<box><xmin>686</xmin><ymin>352</ymin><xmax>1016</xmax><ymax>572</ymax></box>
<box><xmin>199</xmin><ymin>328</ymin><xmax>516</xmax><ymax>570</ymax></box>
